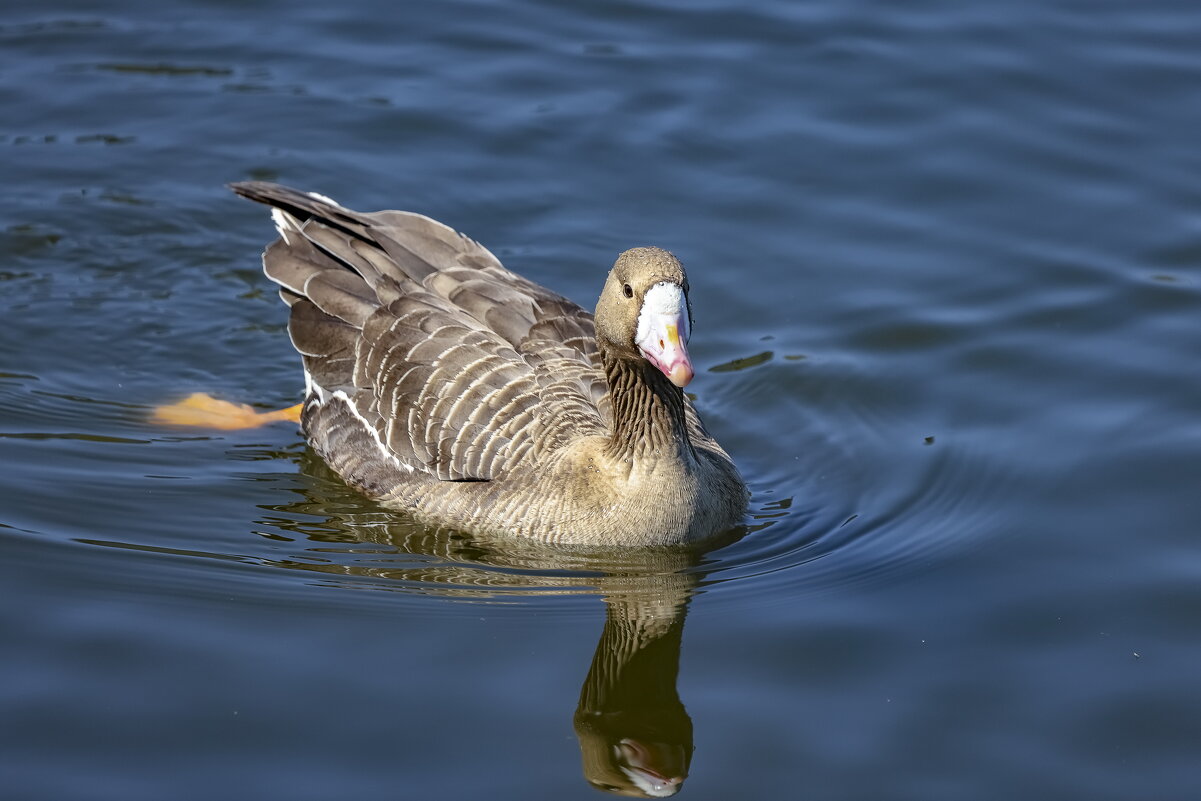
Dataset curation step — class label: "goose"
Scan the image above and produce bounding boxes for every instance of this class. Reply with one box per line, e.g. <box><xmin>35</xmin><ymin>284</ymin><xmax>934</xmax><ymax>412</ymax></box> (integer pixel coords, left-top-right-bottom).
<box><xmin>207</xmin><ymin>183</ymin><xmax>747</xmax><ymax>545</ymax></box>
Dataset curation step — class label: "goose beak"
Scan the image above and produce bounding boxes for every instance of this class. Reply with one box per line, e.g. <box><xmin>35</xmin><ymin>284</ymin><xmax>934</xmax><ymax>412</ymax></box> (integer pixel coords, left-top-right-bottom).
<box><xmin>616</xmin><ymin>738</ymin><xmax>687</xmax><ymax>797</ymax></box>
<box><xmin>636</xmin><ymin>310</ymin><xmax>694</xmax><ymax>388</ymax></box>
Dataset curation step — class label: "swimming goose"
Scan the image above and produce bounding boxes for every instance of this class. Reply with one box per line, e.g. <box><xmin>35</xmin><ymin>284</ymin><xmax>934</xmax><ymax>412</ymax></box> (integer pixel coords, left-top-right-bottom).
<box><xmin>228</xmin><ymin>182</ymin><xmax>747</xmax><ymax>546</ymax></box>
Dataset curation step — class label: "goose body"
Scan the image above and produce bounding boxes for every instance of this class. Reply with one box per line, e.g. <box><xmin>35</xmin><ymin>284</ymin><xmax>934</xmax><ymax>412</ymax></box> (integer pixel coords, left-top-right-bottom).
<box><xmin>232</xmin><ymin>182</ymin><xmax>747</xmax><ymax>546</ymax></box>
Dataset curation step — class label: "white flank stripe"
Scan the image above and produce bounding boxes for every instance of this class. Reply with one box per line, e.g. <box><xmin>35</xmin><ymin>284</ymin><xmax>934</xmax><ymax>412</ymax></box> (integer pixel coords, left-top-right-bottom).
<box><xmin>330</xmin><ymin>389</ymin><xmax>413</xmax><ymax>473</ymax></box>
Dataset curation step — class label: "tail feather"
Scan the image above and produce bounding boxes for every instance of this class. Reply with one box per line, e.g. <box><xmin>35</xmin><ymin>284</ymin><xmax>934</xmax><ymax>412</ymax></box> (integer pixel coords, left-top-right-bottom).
<box><xmin>230</xmin><ymin>181</ymin><xmax>371</xmax><ymax>242</ymax></box>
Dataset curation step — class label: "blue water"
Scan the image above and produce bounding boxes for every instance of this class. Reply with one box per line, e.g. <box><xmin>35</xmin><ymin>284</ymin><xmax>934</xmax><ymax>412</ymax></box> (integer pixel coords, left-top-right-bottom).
<box><xmin>3</xmin><ymin>1</ymin><xmax>1201</xmax><ymax>798</ymax></box>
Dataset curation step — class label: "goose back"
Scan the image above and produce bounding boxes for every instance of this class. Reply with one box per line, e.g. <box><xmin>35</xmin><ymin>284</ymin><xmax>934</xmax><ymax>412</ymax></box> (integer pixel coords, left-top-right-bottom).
<box><xmin>235</xmin><ymin>182</ymin><xmax>608</xmax><ymax>483</ymax></box>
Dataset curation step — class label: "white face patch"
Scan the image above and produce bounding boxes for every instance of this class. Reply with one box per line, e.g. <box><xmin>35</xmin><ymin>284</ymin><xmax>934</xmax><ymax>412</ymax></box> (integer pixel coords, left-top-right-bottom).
<box><xmin>635</xmin><ymin>282</ymin><xmax>690</xmax><ymax>346</ymax></box>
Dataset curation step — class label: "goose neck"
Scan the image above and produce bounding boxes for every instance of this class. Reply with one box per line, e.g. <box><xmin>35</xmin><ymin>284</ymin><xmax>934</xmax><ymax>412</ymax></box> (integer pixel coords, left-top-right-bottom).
<box><xmin>601</xmin><ymin>346</ymin><xmax>692</xmax><ymax>461</ymax></box>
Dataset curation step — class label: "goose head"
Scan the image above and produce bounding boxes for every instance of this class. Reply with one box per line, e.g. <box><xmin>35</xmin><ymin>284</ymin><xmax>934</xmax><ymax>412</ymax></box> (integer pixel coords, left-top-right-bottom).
<box><xmin>595</xmin><ymin>247</ymin><xmax>695</xmax><ymax>388</ymax></box>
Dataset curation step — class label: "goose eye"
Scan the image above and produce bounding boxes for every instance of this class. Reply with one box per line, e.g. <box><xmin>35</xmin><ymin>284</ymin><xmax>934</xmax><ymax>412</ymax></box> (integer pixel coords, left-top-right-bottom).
<box><xmin>622</xmin><ymin>283</ymin><xmax>633</xmax><ymax>298</ymax></box>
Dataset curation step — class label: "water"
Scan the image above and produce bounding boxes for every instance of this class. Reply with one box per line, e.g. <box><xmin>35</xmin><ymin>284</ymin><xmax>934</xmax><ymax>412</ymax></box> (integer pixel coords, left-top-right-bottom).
<box><xmin>3</xmin><ymin>0</ymin><xmax>1201</xmax><ymax>798</ymax></box>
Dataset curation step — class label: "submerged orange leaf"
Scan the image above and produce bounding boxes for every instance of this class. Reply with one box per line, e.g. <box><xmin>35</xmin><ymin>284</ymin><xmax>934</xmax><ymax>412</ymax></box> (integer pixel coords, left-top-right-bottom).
<box><xmin>151</xmin><ymin>392</ymin><xmax>301</xmax><ymax>430</ymax></box>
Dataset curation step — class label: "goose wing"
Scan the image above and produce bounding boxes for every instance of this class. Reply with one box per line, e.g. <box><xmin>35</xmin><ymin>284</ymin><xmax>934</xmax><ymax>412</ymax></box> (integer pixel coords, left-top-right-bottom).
<box><xmin>231</xmin><ymin>182</ymin><xmax>608</xmax><ymax>482</ymax></box>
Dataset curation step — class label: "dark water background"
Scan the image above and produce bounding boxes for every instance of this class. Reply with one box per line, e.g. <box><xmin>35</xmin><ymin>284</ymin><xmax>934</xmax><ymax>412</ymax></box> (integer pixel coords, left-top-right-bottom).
<box><xmin>3</xmin><ymin>1</ymin><xmax>1201</xmax><ymax>798</ymax></box>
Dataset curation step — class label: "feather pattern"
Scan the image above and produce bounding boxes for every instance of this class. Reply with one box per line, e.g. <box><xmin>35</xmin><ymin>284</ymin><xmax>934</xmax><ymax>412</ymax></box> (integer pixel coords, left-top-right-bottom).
<box><xmin>232</xmin><ymin>182</ymin><xmax>747</xmax><ymax>545</ymax></box>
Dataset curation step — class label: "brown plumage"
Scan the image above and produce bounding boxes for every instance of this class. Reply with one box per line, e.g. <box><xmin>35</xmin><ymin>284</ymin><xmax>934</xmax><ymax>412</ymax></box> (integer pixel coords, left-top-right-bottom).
<box><xmin>231</xmin><ymin>182</ymin><xmax>747</xmax><ymax>546</ymax></box>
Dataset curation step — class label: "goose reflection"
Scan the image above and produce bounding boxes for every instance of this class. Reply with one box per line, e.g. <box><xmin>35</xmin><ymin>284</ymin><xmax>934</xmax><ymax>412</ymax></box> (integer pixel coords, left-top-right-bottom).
<box><xmin>575</xmin><ymin>574</ymin><xmax>694</xmax><ymax>797</ymax></box>
<box><xmin>256</xmin><ymin>454</ymin><xmax>731</xmax><ymax>796</ymax></box>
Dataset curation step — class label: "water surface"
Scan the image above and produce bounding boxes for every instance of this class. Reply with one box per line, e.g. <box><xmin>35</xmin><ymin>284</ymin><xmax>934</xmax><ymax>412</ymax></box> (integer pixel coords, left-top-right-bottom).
<box><xmin>3</xmin><ymin>1</ymin><xmax>1201</xmax><ymax>798</ymax></box>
